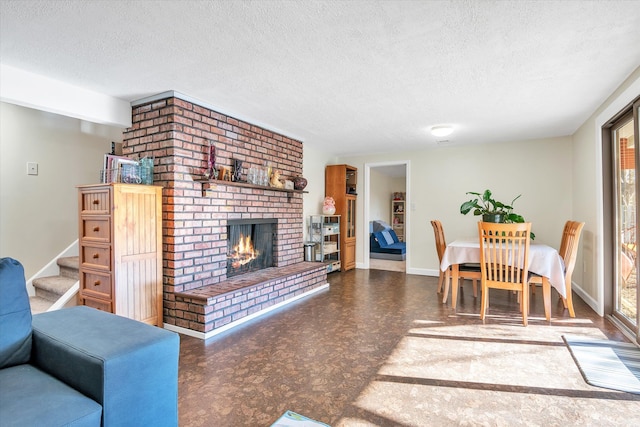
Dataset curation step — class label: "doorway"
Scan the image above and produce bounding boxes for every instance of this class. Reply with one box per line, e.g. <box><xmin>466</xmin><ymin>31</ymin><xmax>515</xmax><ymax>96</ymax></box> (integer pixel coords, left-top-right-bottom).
<box><xmin>363</xmin><ymin>161</ymin><xmax>410</xmax><ymax>272</ymax></box>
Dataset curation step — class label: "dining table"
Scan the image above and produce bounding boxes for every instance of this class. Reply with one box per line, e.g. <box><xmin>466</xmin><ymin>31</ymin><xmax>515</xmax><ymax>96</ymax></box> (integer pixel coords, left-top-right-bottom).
<box><xmin>440</xmin><ymin>238</ymin><xmax>566</xmax><ymax>320</ymax></box>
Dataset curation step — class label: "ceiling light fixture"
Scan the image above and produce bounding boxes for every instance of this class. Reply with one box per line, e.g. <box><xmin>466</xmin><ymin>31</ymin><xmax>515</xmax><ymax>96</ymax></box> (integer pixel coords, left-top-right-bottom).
<box><xmin>430</xmin><ymin>125</ymin><xmax>454</xmax><ymax>137</ymax></box>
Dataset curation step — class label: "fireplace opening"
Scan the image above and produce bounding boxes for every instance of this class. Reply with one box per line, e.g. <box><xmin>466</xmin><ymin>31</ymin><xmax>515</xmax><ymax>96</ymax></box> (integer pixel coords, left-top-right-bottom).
<box><xmin>227</xmin><ymin>219</ymin><xmax>276</xmax><ymax>277</ymax></box>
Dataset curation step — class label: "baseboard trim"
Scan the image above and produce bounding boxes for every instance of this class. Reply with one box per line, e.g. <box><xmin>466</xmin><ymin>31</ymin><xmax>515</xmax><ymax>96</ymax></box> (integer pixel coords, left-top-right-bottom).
<box><xmin>572</xmin><ymin>283</ymin><xmax>602</xmax><ymax>316</ymax></box>
<box><xmin>406</xmin><ymin>267</ymin><xmax>436</xmax><ymax>276</ymax></box>
<box><xmin>164</xmin><ymin>283</ymin><xmax>330</xmax><ymax>340</ymax></box>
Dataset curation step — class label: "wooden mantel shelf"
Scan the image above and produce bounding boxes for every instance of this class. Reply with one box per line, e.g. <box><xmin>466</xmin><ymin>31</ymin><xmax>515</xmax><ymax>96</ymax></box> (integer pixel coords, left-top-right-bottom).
<box><xmin>199</xmin><ymin>179</ymin><xmax>308</xmax><ymax>200</ymax></box>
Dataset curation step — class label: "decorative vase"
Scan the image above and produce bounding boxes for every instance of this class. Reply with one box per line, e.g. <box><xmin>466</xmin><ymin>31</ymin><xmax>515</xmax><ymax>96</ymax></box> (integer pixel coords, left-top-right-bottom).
<box><xmin>293</xmin><ymin>176</ymin><xmax>308</xmax><ymax>190</ymax></box>
<box><xmin>323</xmin><ymin>206</ymin><xmax>336</xmax><ymax>215</ymax></box>
<box><xmin>232</xmin><ymin>159</ymin><xmax>243</xmax><ymax>182</ymax></box>
<box><xmin>322</xmin><ymin>196</ymin><xmax>336</xmax><ymax>215</ymax></box>
<box><xmin>204</xmin><ymin>141</ymin><xmax>217</xmax><ymax>180</ymax></box>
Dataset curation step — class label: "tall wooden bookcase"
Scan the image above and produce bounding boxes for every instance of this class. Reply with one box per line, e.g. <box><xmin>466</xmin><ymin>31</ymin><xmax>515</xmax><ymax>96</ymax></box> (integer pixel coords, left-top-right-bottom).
<box><xmin>325</xmin><ymin>164</ymin><xmax>357</xmax><ymax>271</ymax></box>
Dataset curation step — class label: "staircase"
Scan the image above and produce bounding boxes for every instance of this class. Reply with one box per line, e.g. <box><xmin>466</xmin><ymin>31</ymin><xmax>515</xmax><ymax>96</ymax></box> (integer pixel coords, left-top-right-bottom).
<box><xmin>30</xmin><ymin>256</ymin><xmax>79</xmax><ymax>314</ymax></box>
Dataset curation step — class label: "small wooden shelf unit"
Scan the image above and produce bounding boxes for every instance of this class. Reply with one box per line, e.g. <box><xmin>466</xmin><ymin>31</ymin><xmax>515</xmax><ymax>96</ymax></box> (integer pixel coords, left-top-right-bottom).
<box><xmin>392</xmin><ymin>193</ymin><xmax>406</xmax><ymax>242</ymax></box>
<box><xmin>309</xmin><ymin>214</ymin><xmax>341</xmax><ymax>273</ymax></box>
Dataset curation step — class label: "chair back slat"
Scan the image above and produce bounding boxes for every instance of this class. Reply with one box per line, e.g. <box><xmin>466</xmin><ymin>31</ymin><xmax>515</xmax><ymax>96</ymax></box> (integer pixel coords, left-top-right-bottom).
<box><xmin>431</xmin><ymin>220</ymin><xmax>447</xmax><ymax>262</ymax></box>
<box><xmin>559</xmin><ymin>221</ymin><xmax>585</xmax><ymax>275</ymax></box>
<box><xmin>557</xmin><ymin>220</ymin><xmax>585</xmax><ymax>287</ymax></box>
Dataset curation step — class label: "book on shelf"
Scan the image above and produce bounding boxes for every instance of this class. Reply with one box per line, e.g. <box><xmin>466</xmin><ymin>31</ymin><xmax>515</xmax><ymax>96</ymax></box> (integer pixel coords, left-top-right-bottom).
<box><xmin>102</xmin><ymin>154</ymin><xmax>139</xmax><ymax>183</ymax></box>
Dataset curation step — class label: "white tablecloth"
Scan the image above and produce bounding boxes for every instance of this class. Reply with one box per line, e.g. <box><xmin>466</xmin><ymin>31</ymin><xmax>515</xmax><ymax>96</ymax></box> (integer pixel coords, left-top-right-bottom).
<box><xmin>440</xmin><ymin>238</ymin><xmax>567</xmax><ymax>297</ymax></box>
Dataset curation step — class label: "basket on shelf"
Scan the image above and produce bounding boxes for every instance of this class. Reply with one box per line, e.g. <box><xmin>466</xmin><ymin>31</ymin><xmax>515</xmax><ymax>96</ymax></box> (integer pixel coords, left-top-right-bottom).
<box><xmin>323</xmin><ymin>242</ymin><xmax>338</xmax><ymax>253</ymax></box>
<box><xmin>323</xmin><ymin>224</ymin><xmax>339</xmax><ymax>234</ymax></box>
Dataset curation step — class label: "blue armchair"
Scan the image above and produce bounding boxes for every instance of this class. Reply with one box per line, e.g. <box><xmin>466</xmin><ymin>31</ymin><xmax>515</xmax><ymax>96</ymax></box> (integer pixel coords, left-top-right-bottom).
<box><xmin>369</xmin><ymin>220</ymin><xmax>406</xmax><ymax>261</ymax></box>
<box><xmin>0</xmin><ymin>257</ymin><xmax>180</xmax><ymax>427</ymax></box>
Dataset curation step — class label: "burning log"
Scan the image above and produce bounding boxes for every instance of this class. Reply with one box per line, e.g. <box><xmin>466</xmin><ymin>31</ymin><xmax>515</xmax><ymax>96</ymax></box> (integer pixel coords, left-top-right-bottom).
<box><xmin>228</xmin><ymin>234</ymin><xmax>259</xmax><ymax>269</ymax></box>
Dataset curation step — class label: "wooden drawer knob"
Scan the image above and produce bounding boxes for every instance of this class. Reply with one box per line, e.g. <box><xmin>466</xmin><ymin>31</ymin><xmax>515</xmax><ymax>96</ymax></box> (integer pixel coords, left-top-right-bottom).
<box><xmin>93</xmin><ymin>226</ymin><xmax>100</xmax><ymax>232</ymax></box>
<box><xmin>92</xmin><ymin>200</ymin><xmax>100</xmax><ymax>205</ymax></box>
<box><xmin>93</xmin><ymin>280</ymin><xmax>101</xmax><ymax>286</ymax></box>
<box><xmin>92</xmin><ymin>253</ymin><xmax>99</xmax><ymax>259</ymax></box>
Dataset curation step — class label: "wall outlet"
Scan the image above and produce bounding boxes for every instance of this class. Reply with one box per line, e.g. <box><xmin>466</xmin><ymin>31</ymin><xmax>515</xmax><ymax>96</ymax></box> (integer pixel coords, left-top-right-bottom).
<box><xmin>27</xmin><ymin>162</ymin><xmax>38</xmax><ymax>175</ymax></box>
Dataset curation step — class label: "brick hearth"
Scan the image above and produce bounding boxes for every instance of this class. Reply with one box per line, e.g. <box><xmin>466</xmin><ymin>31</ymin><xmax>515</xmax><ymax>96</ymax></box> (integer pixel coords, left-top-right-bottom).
<box><xmin>174</xmin><ymin>262</ymin><xmax>327</xmax><ymax>333</ymax></box>
<box><xmin>121</xmin><ymin>91</ymin><xmax>327</xmax><ymax>336</ymax></box>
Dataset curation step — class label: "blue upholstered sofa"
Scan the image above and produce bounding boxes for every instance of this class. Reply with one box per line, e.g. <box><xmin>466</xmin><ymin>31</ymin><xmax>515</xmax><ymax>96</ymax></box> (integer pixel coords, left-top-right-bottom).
<box><xmin>370</xmin><ymin>220</ymin><xmax>406</xmax><ymax>261</ymax></box>
<box><xmin>0</xmin><ymin>257</ymin><xmax>180</xmax><ymax>427</ymax></box>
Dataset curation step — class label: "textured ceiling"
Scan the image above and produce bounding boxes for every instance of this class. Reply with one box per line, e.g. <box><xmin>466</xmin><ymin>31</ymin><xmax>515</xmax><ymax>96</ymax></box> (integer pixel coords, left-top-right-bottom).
<box><xmin>1</xmin><ymin>0</ymin><xmax>639</xmax><ymax>156</ymax></box>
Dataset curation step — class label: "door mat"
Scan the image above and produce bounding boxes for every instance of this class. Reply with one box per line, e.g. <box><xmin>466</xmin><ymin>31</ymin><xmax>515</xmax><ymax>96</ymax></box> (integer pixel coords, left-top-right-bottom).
<box><xmin>271</xmin><ymin>410</ymin><xmax>330</xmax><ymax>427</ymax></box>
<box><xmin>563</xmin><ymin>335</ymin><xmax>640</xmax><ymax>394</ymax></box>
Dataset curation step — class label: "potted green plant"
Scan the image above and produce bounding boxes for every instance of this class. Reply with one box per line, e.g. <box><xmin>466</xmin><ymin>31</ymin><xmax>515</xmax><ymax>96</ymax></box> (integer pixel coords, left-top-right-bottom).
<box><xmin>460</xmin><ymin>189</ymin><xmax>534</xmax><ymax>238</ymax></box>
<box><xmin>459</xmin><ymin>190</ymin><xmax>521</xmax><ymax>222</ymax></box>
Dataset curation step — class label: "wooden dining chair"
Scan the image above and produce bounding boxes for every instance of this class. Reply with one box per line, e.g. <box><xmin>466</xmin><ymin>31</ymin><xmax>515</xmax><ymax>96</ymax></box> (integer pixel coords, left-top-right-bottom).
<box><xmin>478</xmin><ymin>221</ymin><xmax>532</xmax><ymax>326</ymax></box>
<box><xmin>431</xmin><ymin>220</ymin><xmax>480</xmax><ymax>304</ymax></box>
<box><xmin>529</xmin><ymin>220</ymin><xmax>585</xmax><ymax>318</ymax></box>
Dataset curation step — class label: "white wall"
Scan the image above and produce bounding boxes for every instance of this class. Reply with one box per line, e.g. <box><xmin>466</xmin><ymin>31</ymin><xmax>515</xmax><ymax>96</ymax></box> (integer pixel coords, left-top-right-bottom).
<box><xmin>392</xmin><ymin>177</ymin><xmax>406</xmax><ymax>194</ymax></box>
<box><xmin>571</xmin><ymin>66</ymin><xmax>640</xmax><ymax>315</ymax></box>
<box><xmin>0</xmin><ymin>102</ymin><xmax>123</xmax><ymax>277</ymax></box>
<box><xmin>369</xmin><ymin>169</ymin><xmax>398</xmax><ymax>225</ymax></box>
<box><xmin>335</xmin><ymin>66</ymin><xmax>640</xmax><ymax>317</ymax></box>
<box><xmin>302</xmin><ymin>143</ymin><xmax>336</xmax><ymax>242</ymax></box>
<box><xmin>1</xmin><ymin>100</ymin><xmax>334</xmax><ymax>276</ymax></box>
<box><xmin>4</xmin><ymin>65</ymin><xmax>637</xmax><ymax>316</ymax></box>
<box><xmin>339</xmin><ymin>137</ymin><xmax>573</xmax><ymax>276</ymax></box>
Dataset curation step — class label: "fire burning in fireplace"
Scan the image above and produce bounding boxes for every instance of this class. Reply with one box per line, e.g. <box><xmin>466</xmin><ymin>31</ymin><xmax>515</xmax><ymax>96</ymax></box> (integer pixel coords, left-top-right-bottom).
<box><xmin>228</xmin><ymin>233</ymin><xmax>260</xmax><ymax>269</ymax></box>
<box><xmin>226</xmin><ymin>219</ymin><xmax>276</xmax><ymax>277</ymax></box>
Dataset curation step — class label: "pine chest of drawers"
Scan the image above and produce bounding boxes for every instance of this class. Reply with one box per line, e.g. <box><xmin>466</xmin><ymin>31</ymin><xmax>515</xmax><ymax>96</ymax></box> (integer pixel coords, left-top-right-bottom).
<box><xmin>78</xmin><ymin>183</ymin><xmax>163</xmax><ymax>326</ymax></box>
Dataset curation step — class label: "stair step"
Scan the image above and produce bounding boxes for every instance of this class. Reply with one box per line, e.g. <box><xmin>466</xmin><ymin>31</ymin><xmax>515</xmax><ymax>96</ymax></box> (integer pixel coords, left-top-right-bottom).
<box><xmin>57</xmin><ymin>256</ymin><xmax>79</xmax><ymax>280</ymax></box>
<box><xmin>29</xmin><ymin>296</ymin><xmax>52</xmax><ymax>315</ymax></box>
<box><xmin>32</xmin><ymin>275</ymin><xmax>77</xmax><ymax>302</ymax></box>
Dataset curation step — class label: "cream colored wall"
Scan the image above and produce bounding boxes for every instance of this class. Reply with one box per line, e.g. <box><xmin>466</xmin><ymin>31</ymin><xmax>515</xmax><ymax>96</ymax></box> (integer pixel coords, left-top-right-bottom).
<box><xmin>571</xmin><ymin>66</ymin><xmax>640</xmax><ymax>314</ymax></box>
<box><xmin>572</xmin><ymin>111</ymin><xmax>602</xmax><ymax>311</ymax></box>
<box><xmin>339</xmin><ymin>137</ymin><xmax>573</xmax><ymax>275</ymax></box>
<box><xmin>3</xmin><ymin>66</ymin><xmax>637</xmax><ymax>315</ymax></box>
<box><xmin>392</xmin><ymin>176</ymin><xmax>406</xmax><ymax>193</ymax></box>
<box><xmin>369</xmin><ymin>169</ymin><xmax>396</xmax><ymax>225</ymax></box>
<box><xmin>302</xmin><ymin>143</ymin><xmax>336</xmax><ymax>241</ymax></box>
<box><xmin>0</xmin><ymin>102</ymin><xmax>122</xmax><ymax>277</ymax></box>
<box><xmin>1</xmin><ymin>102</ymin><xmax>333</xmax><ymax>276</ymax></box>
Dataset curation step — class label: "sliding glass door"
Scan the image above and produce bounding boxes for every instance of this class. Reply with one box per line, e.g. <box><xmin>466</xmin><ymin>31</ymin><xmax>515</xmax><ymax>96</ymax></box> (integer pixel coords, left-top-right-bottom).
<box><xmin>611</xmin><ymin>98</ymin><xmax>639</xmax><ymax>342</ymax></box>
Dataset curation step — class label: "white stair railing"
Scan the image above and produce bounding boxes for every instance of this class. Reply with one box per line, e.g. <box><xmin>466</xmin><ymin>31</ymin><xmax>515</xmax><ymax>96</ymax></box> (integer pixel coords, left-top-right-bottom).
<box><xmin>26</xmin><ymin>240</ymin><xmax>78</xmax><ymax>296</ymax></box>
<box><xmin>47</xmin><ymin>281</ymin><xmax>80</xmax><ymax>311</ymax></box>
<box><xmin>27</xmin><ymin>240</ymin><xmax>79</xmax><ymax>311</ymax></box>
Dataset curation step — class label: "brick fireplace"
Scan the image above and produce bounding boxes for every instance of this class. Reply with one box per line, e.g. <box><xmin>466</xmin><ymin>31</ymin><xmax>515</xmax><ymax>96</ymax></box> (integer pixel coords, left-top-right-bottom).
<box><xmin>121</xmin><ymin>91</ymin><xmax>327</xmax><ymax>338</ymax></box>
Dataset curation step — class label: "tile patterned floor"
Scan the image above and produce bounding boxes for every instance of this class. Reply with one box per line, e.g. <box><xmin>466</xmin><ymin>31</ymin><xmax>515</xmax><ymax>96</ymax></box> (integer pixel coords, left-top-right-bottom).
<box><xmin>177</xmin><ymin>269</ymin><xmax>639</xmax><ymax>426</ymax></box>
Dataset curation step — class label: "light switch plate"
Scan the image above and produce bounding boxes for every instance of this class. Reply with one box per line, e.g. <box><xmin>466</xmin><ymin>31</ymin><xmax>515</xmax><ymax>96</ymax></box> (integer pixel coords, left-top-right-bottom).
<box><xmin>27</xmin><ymin>162</ymin><xmax>38</xmax><ymax>175</ymax></box>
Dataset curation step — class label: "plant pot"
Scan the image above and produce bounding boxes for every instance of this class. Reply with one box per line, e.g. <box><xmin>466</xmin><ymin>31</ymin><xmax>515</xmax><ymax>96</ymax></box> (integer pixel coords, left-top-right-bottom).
<box><xmin>482</xmin><ymin>213</ymin><xmax>505</xmax><ymax>223</ymax></box>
